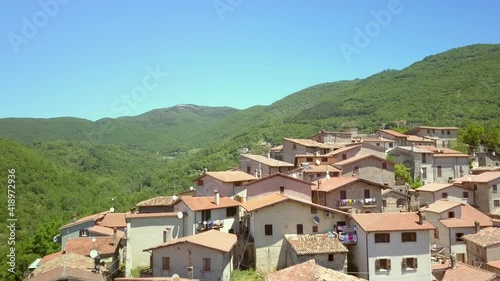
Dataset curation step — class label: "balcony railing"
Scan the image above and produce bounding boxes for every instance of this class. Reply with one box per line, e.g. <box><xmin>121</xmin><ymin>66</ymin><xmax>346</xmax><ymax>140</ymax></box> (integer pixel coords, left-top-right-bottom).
<box><xmin>196</xmin><ymin>220</ymin><xmax>224</xmax><ymax>232</ymax></box>
<box><xmin>339</xmin><ymin>198</ymin><xmax>377</xmax><ymax>207</ymax></box>
<box><xmin>332</xmin><ymin>225</ymin><xmax>357</xmax><ymax>244</ymax></box>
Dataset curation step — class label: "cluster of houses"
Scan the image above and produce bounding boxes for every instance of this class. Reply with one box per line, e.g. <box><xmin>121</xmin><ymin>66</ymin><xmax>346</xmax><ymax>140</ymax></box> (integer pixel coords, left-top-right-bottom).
<box><xmin>26</xmin><ymin>126</ymin><xmax>500</xmax><ymax>281</ymax></box>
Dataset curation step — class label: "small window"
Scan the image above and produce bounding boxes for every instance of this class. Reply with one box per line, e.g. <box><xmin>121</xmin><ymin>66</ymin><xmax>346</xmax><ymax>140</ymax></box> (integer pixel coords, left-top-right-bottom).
<box><xmin>441</xmin><ymin>130</ymin><xmax>445</xmax><ymax>134</ymax></box>
<box><xmin>321</xmin><ymin>157</ymin><xmax>328</xmax><ymax>162</ymax></box>
<box><xmin>312</xmin><ymin>226</ymin><xmax>318</xmax><ymax>233</ymax></box>
<box><xmin>422</xmin><ymin>167</ymin><xmax>427</xmax><ymax>179</ymax></box>
<box><xmin>447</xmin><ymin>130</ymin><xmax>450</xmax><ymax>135</ymax></box>
<box><xmin>448</xmin><ymin>211</ymin><xmax>455</xmax><ymax>218</ymax></box>
<box><xmin>228</xmin><ymin>228</ymin><xmax>234</xmax><ymax>234</ymax></box>
<box><xmin>376</xmin><ymin>143</ymin><xmax>380</xmax><ymax>146</ymax></box>
<box><xmin>494</xmin><ymin>200</ymin><xmax>500</xmax><ymax>207</ymax></box>
<box><xmin>375</xmin><ymin>233</ymin><xmax>390</xmax><ymax>243</ymax></box>
<box><xmin>474</xmin><ymin>184</ymin><xmax>478</xmax><ymax>191</ymax></box>
<box><xmin>197</xmin><ymin>179</ymin><xmax>204</xmax><ymax>186</ymax></box>
<box><xmin>234</xmin><ymin>181</ymin><xmax>242</xmax><ymax>187</ymax></box>
<box><xmin>455</xmin><ymin>233</ymin><xmax>464</xmax><ymax>242</ymax></box>
<box><xmin>306</xmin><ymin>157</ymin><xmax>313</xmax><ymax>162</ymax></box>
<box><xmin>493</xmin><ymin>185</ymin><xmax>498</xmax><ymax>193</ymax></box>
<box><xmin>79</xmin><ymin>229</ymin><xmax>89</xmax><ymax>237</ymax></box>
<box><xmin>162</xmin><ymin>257</ymin><xmax>170</xmax><ymax>271</ymax></box>
<box><xmin>463</xmin><ymin>192</ymin><xmax>469</xmax><ymax>199</ymax></box>
<box><xmin>202</xmin><ymin>210</ymin><xmax>211</xmax><ymax>222</ymax></box>
<box><xmin>364</xmin><ymin>189</ymin><xmax>371</xmax><ymax>199</ymax></box>
<box><xmin>396</xmin><ymin>198</ymin><xmax>405</xmax><ymax>207</ymax></box>
<box><xmin>402</xmin><ymin>232</ymin><xmax>417</xmax><ymax>242</ymax></box>
<box><xmin>342</xmin><ymin>154</ymin><xmax>347</xmax><ymax>160</ymax></box>
<box><xmin>382</xmin><ymin>162</ymin><xmax>387</xmax><ymax>169</ymax></box>
<box><xmin>353</xmin><ymin>166</ymin><xmax>360</xmax><ymax>175</ymax></box>
<box><xmin>375</xmin><ymin>258</ymin><xmax>391</xmax><ymax>271</ymax></box>
<box><xmin>328</xmin><ymin>254</ymin><xmax>334</xmax><ymax>261</ymax></box>
<box><xmin>203</xmin><ymin>258</ymin><xmax>211</xmax><ymax>272</ymax></box>
<box><xmin>226</xmin><ymin>207</ymin><xmax>237</xmax><ymax>217</ymax></box>
<box><xmin>442</xmin><ymin>192</ymin><xmax>448</xmax><ymax>199</ymax></box>
<box><xmin>311</xmin><ymin>207</ymin><xmax>317</xmax><ymax>214</ymax></box>
<box><xmin>265</xmin><ymin>224</ymin><xmax>273</xmax><ymax>236</ymax></box>
<box><xmin>434</xmin><ymin>229</ymin><xmax>439</xmax><ymax>239</ymax></box>
<box><xmin>402</xmin><ymin>257</ymin><xmax>418</xmax><ymax>270</ymax></box>
<box><xmin>340</xmin><ymin>190</ymin><xmax>347</xmax><ymax>200</ymax></box>
<box><xmin>422</xmin><ymin>153</ymin><xmax>427</xmax><ymax>164</ymax></box>
<box><xmin>296</xmin><ymin>224</ymin><xmax>303</xmax><ymax>235</ymax></box>
<box><xmin>437</xmin><ymin>166</ymin><xmax>442</xmax><ymax>177</ymax></box>
<box><xmin>382</xmin><ymin>199</ymin><xmax>387</xmax><ymax>208</ymax></box>
<box><xmin>293</xmin><ymin>144</ymin><xmax>297</xmax><ymax>150</ymax></box>
<box><xmin>389</xmin><ymin>143</ymin><xmax>393</xmax><ymax>148</ymax></box>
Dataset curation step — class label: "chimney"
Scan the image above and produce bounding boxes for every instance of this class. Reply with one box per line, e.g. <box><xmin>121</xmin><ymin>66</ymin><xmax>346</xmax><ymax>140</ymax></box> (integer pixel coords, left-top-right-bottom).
<box><xmin>474</xmin><ymin>220</ymin><xmax>480</xmax><ymax>233</ymax></box>
<box><xmin>279</xmin><ymin>185</ymin><xmax>285</xmax><ymax>194</ymax></box>
<box><xmin>72</xmin><ymin>213</ymin><xmax>77</xmax><ymax>222</ymax></box>
<box><xmin>187</xmin><ymin>266</ymin><xmax>194</xmax><ymax>279</ymax></box>
<box><xmin>450</xmin><ymin>253</ymin><xmax>457</xmax><ymax>269</ymax></box>
<box><xmin>214</xmin><ymin>190</ymin><xmax>220</xmax><ymax>206</ymax></box>
<box><xmin>267</xmin><ymin>152</ymin><xmax>270</xmax><ymax>159</ymax></box>
<box><xmin>417</xmin><ymin>210</ymin><xmax>426</xmax><ymax>225</ymax></box>
<box><xmin>113</xmin><ymin>227</ymin><xmax>117</xmax><ymax>248</ymax></box>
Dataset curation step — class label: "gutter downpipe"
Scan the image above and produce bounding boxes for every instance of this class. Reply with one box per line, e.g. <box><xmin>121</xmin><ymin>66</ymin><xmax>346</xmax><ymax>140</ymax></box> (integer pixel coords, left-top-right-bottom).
<box><xmin>366</xmin><ymin>230</ymin><xmax>369</xmax><ymax>279</ymax></box>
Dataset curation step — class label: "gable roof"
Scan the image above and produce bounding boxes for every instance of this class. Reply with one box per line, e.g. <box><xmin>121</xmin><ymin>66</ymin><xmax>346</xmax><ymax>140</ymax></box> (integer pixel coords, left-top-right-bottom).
<box><xmin>453</xmin><ymin>171</ymin><xmax>500</xmax><ymax>184</ymax></box>
<box><xmin>241</xmin><ymin>193</ymin><xmax>349</xmax><ymax>216</ymax></box>
<box><xmin>88</xmin><ymin>225</ymin><xmax>125</xmax><ymax>237</ymax></box>
<box><xmin>98</xmin><ymin>212</ymin><xmax>126</xmax><ymax>228</ymax></box>
<box><xmin>59</xmin><ymin>211</ymin><xmax>108</xmax><ymax>230</ymax></box>
<box><xmin>462</xmin><ymin>227</ymin><xmax>500</xmax><ymax>247</ymax></box>
<box><xmin>325</xmin><ymin>144</ymin><xmax>361</xmax><ymax>156</ymax></box>
<box><xmin>417</xmin><ymin>183</ymin><xmax>466</xmax><ymax>193</ymax></box>
<box><xmin>196</xmin><ymin>171</ymin><xmax>257</xmax><ymax>183</ymax></box>
<box><xmin>439</xmin><ymin>204</ymin><xmax>493</xmax><ymax>228</ymax></box>
<box><xmin>353</xmin><ymin>212</ymin><xmax>435</xmax><ymax>232</ymax></box>
<box><xmin>333</xmin><ymin>154</ymin><xmax>392</xmax><ymax>167</ymax></box>
<box><xmin>240</xmin><ymin>154</ymin><xmax>294</xmax><ymax>167</ymax></box>
<box><xmin>406</xmin><ymin>135</ymin><xmax>436</xmax><ymax>143</ymax></box>
<box><xmin>126</xmin><ymin>212</ymin><xmax>179</xmax><ymax>219</ymax></box>
<box><xmin>378</xmin><ymin>129</ymin><xmax>407</xmax><ymax>138</ymax></box>
<box><xmin>313</xmin><ymin>177</ymin><xmax>387</xmax><ymax>192</ymax></box>
<box><xmin>283</xmin><ymin>138</ymin><xmax>344</xmax><ymax>149</ymax></box>
<box><xmin>40</xmin><ymin>252</ymin><xmax>64</xmax><ymax>265</ymax></box>
<box><xmin>181</xmin><ymin>196</ymin><xmax>240</xmax><ymax>212</ymax></box>
<box><xmin>381</xmin><ymin>188</ymin><xmax>411</xmax><ymax>198</ymax></box>
<box><xmin>285</xmin><ymin>234</ymin><xmax>348</xmax><ymax>255</ymax></box>
<box><xmin>265</xmin><ymin>259</ymin><xmax>365</xmax><ymax>281</ymax></box>
<box><xmin>302</xmin><ymin>164</ymin><xmax>341</xmax><ymax>174</ymax></box>
<box><xmin>144</xmin><ymin>230</ymin><xmax>237</xmax><ymax>253</ymax></box>
<box><xmin>136</xmin><ymin>196</ymin><xmax>178</xmax><ymax>207</ymax></box>
<box><xmin>421</xmin><ymin>200</ymin><xmax>462</xmax><ymax>213</ymax></box>
<box><xmin>243</xmin><ymin>172</ymin><xmax>312</xmax><ymax>187</ymax></box>
<box><xmin>64</xmin><ymin>237</ymin><xmax>119</xmax><ymax>257</ymax></box>
<box><xmin>441</xmin><ymin>262</ymin><xmax>498</xmax><ymax>281</ymax></box>
<box><xmin>406</xmin><ymin>126</ymin><xmax>459</xmax><ymax>135</ymax></box>
<box><xmin>30</xmin><ymin>252</ymin><xmax>103</xmax><ymax>281</ymax></box>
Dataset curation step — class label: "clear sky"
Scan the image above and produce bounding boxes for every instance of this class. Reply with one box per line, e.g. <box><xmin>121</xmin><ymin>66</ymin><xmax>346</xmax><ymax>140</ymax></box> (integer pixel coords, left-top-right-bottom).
<box><xmin>1</xmin><ymin>0</ymin><xmax>500</xmax><ymax>121</ymax></box>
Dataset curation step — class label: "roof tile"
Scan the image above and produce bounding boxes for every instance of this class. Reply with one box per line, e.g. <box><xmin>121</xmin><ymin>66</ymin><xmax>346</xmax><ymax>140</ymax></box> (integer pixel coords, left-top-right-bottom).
<box><xmin>181</xmin><ymin>196</ymin><xmax>240</xmax><ymax>211</ymax></box>
<box><xmin>285</xmin><ymin>234</ymin><xmax>348</xmax><ymax>255</ymax></box>
<box><xmin>353</xmin><ymin>212</ymin><xmax>435</xmax><ymax>232</ymax></box>
<box><xmin>144</xmin><ymin>230</ymin><xmax>237</xmax><ymax>253</ymax></box>
<box><xmin>462</xmin><ymin>227</ymin><xmax>500</xmax><ymax>247</ymax></box>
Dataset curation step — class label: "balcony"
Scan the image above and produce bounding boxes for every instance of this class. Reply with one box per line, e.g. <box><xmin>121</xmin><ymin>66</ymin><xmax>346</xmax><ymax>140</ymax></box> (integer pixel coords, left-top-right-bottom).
<box><xmin>196</xmin><ymin>220</ymin><xmax>224</xmax><ymax>232</ymax></box>
<box><xmin>333</xmin><ymin>225</ymin><xmax>357</xmax><ymax>244</ymax></box>
<box><xmin>338</xmin><ymin>198</ymin><xmax>378</xmax><ymax>208</ymax></box>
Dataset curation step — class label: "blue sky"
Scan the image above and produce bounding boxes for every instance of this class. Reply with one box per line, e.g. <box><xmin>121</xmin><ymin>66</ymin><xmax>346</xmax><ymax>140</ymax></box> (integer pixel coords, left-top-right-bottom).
<box><xmin>1</xmin><ymin>0</ymin><xmax>500</xmax><ymax>121</ymax></box>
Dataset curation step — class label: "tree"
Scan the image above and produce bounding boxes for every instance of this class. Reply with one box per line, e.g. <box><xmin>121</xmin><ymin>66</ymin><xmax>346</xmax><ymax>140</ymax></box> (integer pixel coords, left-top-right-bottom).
<box><xmin>395</xmin><ymin>163</ymin><xmax>412</xmax><ymax>183</ymax></box>
<box><xmin>459</xmin><ymin>124</ymin><xmax>484</xmax><ymax>151</ymax></box>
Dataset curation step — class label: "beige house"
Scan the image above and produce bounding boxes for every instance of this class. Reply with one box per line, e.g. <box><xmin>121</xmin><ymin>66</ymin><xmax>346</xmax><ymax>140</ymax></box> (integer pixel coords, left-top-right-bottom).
<box><xmin>421</xmin><ymin>200</ymin><xmax>493</xmax><ymax>262</ymax></box>
<box><xmin>240</xmin><ymin>154</ymin><xmax>294</xmax><ymax>177</ymax></box>
<box><xmin>417</xmin><ymin>183</ymin><xmax>475</xmax><ymax>206</ymax></box>
<box><xmin>381</xmin><ymin>189</ymin><xmax>411</xmax><ymax>213</ymax></box>
<box><xmin>351</xmin><ymin>212</ymin><xmax>435</xmax><ymax>281</ymax></box>
<box><xmin>431</xmin><ymin>261</ymin><xmax>499</xmax><ymax>281</ymax></box>
<box><xmin>308</xmin><ymin>129</ymin><xmax>355</xmax><ymax>144</ymax></box>
<box><xmin>194</xmin><ymin>171</ymin><xmax>256</xmax><ymax>198</ymax></box>
<box><xmin>311</xmin><ymin>177</ymin><xmax>386</xmax><ymax>213</ymax></box>
<box><xmin>125</xmin><ymin>212</ymin><xmax>185</xmax><ymax>276</ymax></box>
<box><xmin>405</xmin><ymin>126</ymin><xmax>459</xmax><ymax>148</ymax></box>
<box><xmin>144</xmin><ymin>230</ymin><xmax>237</xmax><ymax>281</ymax></box>
<box><xmin>285</xmin><ymin>234</ymin><xmax>348</xmax><ymax>272</ymax></box>
<box><xmin>359</xmin><ymin>137</ymin><xmax>397</xmax><ymax>151</ymax></box>
<box><xmin>333</xmin><ymin>154</ymin><xmax>395</xmax><ymax>187</ymax></box>
<box><xmin>244</xmin><ymin>172</ymin><xmax>313</xmax><ymax>201</ymax></box>
<box><xmin>282</xmin><ymin>138</ymin><xmax>344</xmax><ymax>164</ymax></box>
<box><xmin>462</xmin><ymin>227</ymin><xmax>500</xmax><ymax>269</ymax></box>
<box><xmin>174</xmin><ymin>195</ymin><xmax>241</xmax><ymax>235</ymax></box>
<box><xmin>241</xmin><ymin>193</ymin><xmax>350</xmax><ymax>273</ymax></box>
<box><xmin>375</xmin><ymin>129</ymin><xmax>409</xmax><ymax>146</ymax></box>
<box><xmin>453</xmin><ymin>171</ymin><xmax>500</xmax><ymax>216</ymax></box>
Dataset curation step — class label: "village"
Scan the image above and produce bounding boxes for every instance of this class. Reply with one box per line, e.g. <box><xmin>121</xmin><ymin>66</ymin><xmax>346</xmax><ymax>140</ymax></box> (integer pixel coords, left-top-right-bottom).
<box><xmin>26</xmin><ymin>126</ymin><xmax>500</xmax><ymax>281</ymax></box>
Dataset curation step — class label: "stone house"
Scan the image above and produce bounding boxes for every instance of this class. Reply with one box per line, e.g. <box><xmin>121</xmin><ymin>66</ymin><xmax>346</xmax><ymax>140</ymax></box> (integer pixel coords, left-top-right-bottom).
<box><xmin>462</xmin><ymin>227</ymin><xmax>500</xmax><ymax>268</ymax></box>
<box><xmin>194</xmin><ymin>171</ymin><xmax>256</xmax><ymax>198</ymax></box>
<box><xmin>240</xmin><ymin>154</ymin><xmax>294</xmax><ymax>178</ymax></box>
<box><xmin>381</xmin><ymin>189</ymin><xmax>411</xmax><ymax>213</ymax></box>
<box><xmin>453</xmin><ymin>171</ymin><xmax>500</xmax><ymax>216</ymax></box>
<box><xmin>333</xmin><ymin>154</ymin><xmax>395</xmax><ymax>187</ymax></box>
<box><xmin>417</xmin><ymin>183</ymin><xmax>475</xmax><ymax>206</ymax></box>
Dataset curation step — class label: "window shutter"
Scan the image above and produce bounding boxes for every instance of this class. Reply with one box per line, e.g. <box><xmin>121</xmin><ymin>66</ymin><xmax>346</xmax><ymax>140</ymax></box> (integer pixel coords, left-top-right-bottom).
<box><xmin>402</xmin><ymin>258</ymin><xmax>407</xmax><ymax>270</ymax></box>
<box><xmin>415</xmin><ymin>258</ymin><xmax>418</xmax><ymax>269</ymax></box>
<box><xmin>375</xmin><ymin>259</ymin><xmax>380</xmax><ymax>271</ymax></box>
<box><xmin>387</xmin><ymin>259</ymin><xmax>391</xmax><ymax>270</ymax></box>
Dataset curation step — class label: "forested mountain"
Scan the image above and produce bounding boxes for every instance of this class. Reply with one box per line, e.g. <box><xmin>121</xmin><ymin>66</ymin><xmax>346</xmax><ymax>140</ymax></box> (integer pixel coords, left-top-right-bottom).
<box><xmin>1</xmin><ymin>44</ymin><xmax>500</xmax><ymax>280</ymax></box>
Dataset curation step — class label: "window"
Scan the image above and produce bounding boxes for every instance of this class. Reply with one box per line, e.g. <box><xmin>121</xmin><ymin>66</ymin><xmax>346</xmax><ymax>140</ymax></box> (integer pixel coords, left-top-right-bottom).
<box><xmin>311</xmin><ymin>207</ymin><xmax>317</xmax><ymax>214</ymax></box>
<box><xmin>162</xmin><ymin>257</ymin><xmax>170</xmax><ymax>271</ymax></box>
<box><xmin>340</xmin><ymin>190</ymin><xmax>347</xmax><ymax>200</ymax></box>
<box><xmin>228</xmin><ymin>228</ymin><xmax>234</xmax><ymax>234</ymax></box>
<box><xmin>422</xmin><ymin>167</ymin><xmax>427</xmax><ymax>179</ymax></box>
<box><xmin>376</xmin><ymin>143</ymin><xmax>380</xmax><ymax>146</ymax></box>
<box><xmin>463</xmin><ymin>191</ymin><xmax>469</xmax><ymax>199</ymax></box>
<box><xmin>494</xmin><ymin>200</ymin><xmax>500</xmax><ymax>207</ymax></box>
<box><xmin>442</xmin><ymin>192</ymin><xmax>448</xmax><ymax>199</ymax></box>
<box><xmin>306</xmin><ymin>157</ymin><xmax>313</xmax><ymax>162</ymax></box>
<box><xmin>448</xmin><ymin>211</ymin><xmax>455</xmax><ymax>218</ymax></box>
<box><xmin>296</xmin><ymin>224</ymin><xmax>303</xmax><ymax>234</ymax></box>
<box><xmin>493</xmin><ymin>185</ymin><xmax>498</xmax><ymax>193</ymax></box>
<box><xmin>226</xmin><ymin>207</ymin><xmax>237</xmax><ymax>217</ymax></box>
<box><xmin>427</xmin><ymin>129</ymin><xmax>430</xmax><ymax>133</ymax></box>
<box><xmin>455</xmin><ymin>233</ymin><xmax>464</xmax><ymax>242</ymax></box>
<box><xmin>447</xmin><ymin>130</ymin><xmax>451</xmax><ymax>135</ymax></box>
<box><xmin>234</xmin><ymin>181</ymin><xmax>242</xmax><ymax>187</ymax></box>
<box><xmin>402</xmin><ymin>232</ymin><xmax>417</xmax><ymax>242</ymax></box>
<box><xmin>375</xmin><ymin>258</ymin><xmax>391</xmax><ymax>271</ymax></box>
<box><xmin>353</xmin><ymin>166</ymin><xmax>359</xmax><ymax>175</ymax></box>
<box><xmin>397</xmin><ymin>198</ymin><xmax>406</xmax><ymax>207</ymax></box>
<box><xmin>375</xmin><ymin>233</ymin><xmax>390</xmax><ymax>243</ymax></box>
<box><xmin>203</xmin><ymin>258</ymin><xmax>211</xmax><ymax>272</ymax></box>
<box><xmin>79</xmin><ymin>229</ymin><xmax>89</xmax><ymax>237</ymax></box>
<box><xmin>312</xmin><ymin>226</ymin><xmax>318</xmax><ymax>233</ymax></box>
<box><xmin>473</xmin><ymin>184</ymin><xmax>478</xmax><ymax>190</ymax></box>
<box><xmin>293</xmin><ymin>144</ymin><xmax>297</xmax><ymax>150</ymax></box>
<box><xmin>197</xmin><ymin>179</ymin><xmax>204</xmax><ymax>186</ymax></box>
<box><xmin>441</xmin><ymin>130</ymin><xmax>445</xmax><ymax>134</ymax></box>
<box><xmin>321</xmin><ymin>157</ymin><xmax>328</xmax><ymax>162</ymax></box>
<box><xmin>434</xmin><ymin>229</ymin><xmax>439</xmax><ymax>239</ymax></box>
<box><xmin>163</xmin><ymin>230</ymin><xmax>168</xmax><ymax>242</ymax></box>
<box><xmin>328</xmin><ymin>254</ymin><xmax>334</xmax><ymax>261</ymax></box>
<box><xmin>389</xmin><ymin>143</ymin><xmax>393</xmax><ymax>148</ymax></box>
<box><xmin>457</xmin><ymin>253</ymin><xmax>465</xmax><ymax>262</ymax></box>
<box><xmin>342</xmin><ymin>154</ymin><xmax>347</xmax><ymax>160</ymax></box>
<box><xmin>382</xmin><ymin>199</ymin><xmax>387</xmax><ymax>208</ymax></box>
<box><xmin>402</xmin><ymin>257</ymin><xmax>418</xmax><ymax>270</ymax></box>
<box><xmin>202</xmin><ymin>210</ymin><xmax>211</xmax><ymax>222</ymax></box>
<box><xmin>364</xmin><ymin>189</ymin><xmax>371</xmax><ymax>199</ymax></box>
<box><xmin>246</xmin><ymin>166</ymin><xmax>251</xmax><ymax>174</ymax></box>
<box><xmin>265</xmin><ymin>224</ymin><xmax>273</xmax><ymax>236</ymax></box>
<box><xmin>422</xmin><ymin>153</ymin><xmax>427</xmax><ymax>164</ymax></box>
<box><xmin>382</xmin><ymin>162</ymin><xmax>387</xmax><ymax>169</ymax></box>
<box><xmin>437</xmin><ymin>166</ymin><xmax>442</xmax><ymax>177</ymax></box>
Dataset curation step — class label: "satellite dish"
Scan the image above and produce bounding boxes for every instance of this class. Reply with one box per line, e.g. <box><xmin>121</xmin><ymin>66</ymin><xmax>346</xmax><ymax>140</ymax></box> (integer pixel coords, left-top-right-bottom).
<box><xmin>53</xmin><ymin>234</ymin><xmax>60</xmax><ymax>243</ymax></box>
<box><xmin>292</xmin><ymin>174</ymin><xmax>297</xmax><ymax>178</ymax></box>
<box><xmin>190</xmin><ymin>186</ymin><xmax>194</xmax><ymax>191</ymax></box>
<box><xmin>172</xmin><ymin>195</ymin><xmax>178</xmax><ymax>201</ymax></box>
<box><xmin>177</xmin><ymin>212</ymin><xmax>183</xmax><ymax>219</ymax></box>
<box><xmin>315</xmin><ymin>159</ymin><xmax>321</xmax><ymax>166</ymax></box>
<box><xmin>92</xmin><ymin>237</ymin><xmax>96</xmax><ymax>243</ymax></box>
<box><xmin>172</xmin><ymin>274</ymin><xmax>180</xmax><ymax>281</ymax></box>
<box><xmin>110</xmin><ymin>207</ymin><xmax>115</xmax><ymax>213</ymax></box>
<box><xmin>313</xmin><ymin>216</ymin><xmax>320</xmax><ymax>224</ymax></box>
<box><xmin>89</xmin><ymin>250</ymin><xmax>98</xmax><ymax>259</ymax></box>
<box><xmin>326</xmin><ymin>174</ymin><xmax>331</xmax><ymax>180</ymax></box>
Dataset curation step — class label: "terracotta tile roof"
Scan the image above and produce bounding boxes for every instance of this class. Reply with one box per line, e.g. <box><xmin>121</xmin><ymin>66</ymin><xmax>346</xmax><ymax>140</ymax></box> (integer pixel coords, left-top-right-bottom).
<box><xmin>406</xmin><ymin>135</ymin><xmax>436</xmax><ymax>142</ymax></box>
<box><xmin>242</xmin><ymin>193</ymin><xmax>349</xmax><ymax>216</ymax></box>
<box><xmin>283</xmin><ymin>138</ymin><xmax>344</xmax><ymax>149</ymax></box>
<box><xmin>312</xmin><ymin>177</ymin><xmax>358</xmax><ymax>192</ymax></box>
<box><xmin>116</xmin><ymin>278</ymin><xmax>198</xmax><ymax>281</ymax></box>
<box><xmin>265</xmin><ymin>259</ymin><xmax>365</xmax><ymax>281</ymax></box>
<box><xmin>285</xmin><ymin>234</ymin><xmax>348</xmax><ymax>255</ymax></box>
<box><xmin>333</xmin><ymin>154</ymin><xmax>391</xmax><ymax>167</ymax></box>
<box><xmin>243</xmin><ymin>173</ymin><xmax>312</xmax><ymax>186</ymax></box>
<box><xmin>269</xmin><ymin>145</ymin><xmax>283</xmax><ymax>151</ymax></box>
<box><xmin>442</xmin><ymin>262</ymin><xmax>498</xmax><ymax>281</ymax></box>
<box><xmin>144</xmin><ymin>230</ymin><xmax>237</xmax><ymax>253</ymax></box>
<box><xmin>396</xmin><ymin>146</ymin><xmax>436</xmax><ymax>153</ymax></box>
<box><xmin>421</xmin><ymin>200</ymin><xmax>462</xmax><ymax>213</ymax></box>
<box><xmin>88</xmin><ymin>225</ymin><xmax>125</xmax><ymax>238</ymax></box>
<box><xmin>199</xmin><ymin>171</ymin><xmax>257</xmax><ymax>183</ymax></box>
<box><xmin>30</xmin><ymin>252</ymin><xmax>101</xmax><ymax>281</ymax></box>
<box><xmin>98</xmin><ymin>212</ymin><xmax>126</xmax><ymax>228</ymax></box>
<box><xmin>462</xmin><ymin>227</ymin><xmax>500</xmax><ymax>247</ymax></box>
<box><xmin>240</xmin><ymin>154</ymin><xmax>294</xmax><ymax>167</ymax></box>
<box><xmin>64</xmin><ymin>237</ymin><xmax>119</xmax><ymax>257</ymax></box>
<box><xmin>353</xmin><ymin>212</ymin><xmax>435</xmax><ymax>232</ymax></box>
<box><xmin>453</xmin><ymin>171</ymin><xmax>500</xmax><ymax>184</ymax></box>
<box><xmin>28</xmin><ymin>266</ymin><xmax>105</xmax><ymax>281</ymax></box>
<box><xmin>362</xmin><ymin>137</ymin><xmax>396</xmax><ymax>142</ymax></box>
<box><xmin>417</xmin><ymin>183</ymin><xmax>459</xmax><ymax>192</ymax></box>
<box><xmin>439</xmin><ymin>204</ymin><xmax>493</xmax><ymax>228</ymax></box>
<box><xmin>487</xmin><ymin>260</ymin><xmax>500</xmax><ymax>270</ymax></box>
<box><xmin>136</xmin><ymin>196</ymin><xmax>178</xmax><ymax>207</ymax></box>
<box><xmin>325</xmin><ymin>145</ymin><xmax>360</xmax><ymax>156</ymax></box>
<box><xmin>126</xmin><ymin>212</ymin><xmax>179</xmax><ymax>219</ymax></box>
<box><xmin>379</xmin><ymin>129</ymin><xmax>407</xmax><ymax>138</ymax></box>
<box><xmin>59</xmin><ymin>211</ymin><xmax>108</xmax><ymax>230</ymax></box>
<box><xmin>302</xmin><ymin>164</ymin><xmax>341</xmax><ymax>174</ymax></box>
<box><xmin>433</xmin><ymin>153</ymin><xmax>470</xmax><ymax>158</ymax></box>
<box><xmin>411</xmin><ymin>126</ymin><xmax>459</xmax><ymax>131</ymax></box>
<box><xmin>181</xmin><ymin>196</ymin><xmax>240</xmax><ymax>211</ymax></box>
<box><xmin>381</xmin><ymin>188</ymin><xmax>411</xmax><ymax>198</ymax></box>
<box><xmin>40</xmin><ymin>251</ymin><xmax>63</xmax><ymax>264</ymax></box>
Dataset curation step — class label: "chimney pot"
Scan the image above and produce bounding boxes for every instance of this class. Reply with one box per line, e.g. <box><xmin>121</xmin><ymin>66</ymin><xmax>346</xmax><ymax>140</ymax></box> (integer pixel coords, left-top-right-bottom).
<box><xmin>450</xmin><ymin>253</ymin><xmax>457</xmax><ymax>269</ymax></box>
<box><xmin>417</xmin><ymin>210</ymin><xmax>426</xmax><ymax>225</ymax></box>
<box><xmin>474</xmin><ymin>220</ymin><xmax>480</xmax><ymax>233</ymax></box>
<box><xmin>279</xmin><ymin>185</ymin><xmax>285</xmax><ymax>194</ymax></box>
<box><xmin>214</xmin><ymin>190</ymin><xmax>220</xmax><ymax>206</ymax></box>
<box><xmin>113</xmin><ymin>227</ymin><xmax>117</xmax><ymax>248</ymax></box>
